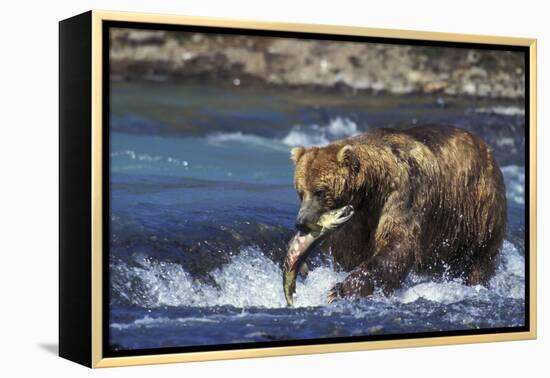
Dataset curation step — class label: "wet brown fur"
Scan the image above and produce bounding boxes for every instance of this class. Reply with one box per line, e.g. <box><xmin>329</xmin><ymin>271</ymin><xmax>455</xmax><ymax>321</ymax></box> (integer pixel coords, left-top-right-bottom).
<box><xmin>292</xmin><ymin>125</ymin><xmax>507</xmax><ymax>299</ymax></box>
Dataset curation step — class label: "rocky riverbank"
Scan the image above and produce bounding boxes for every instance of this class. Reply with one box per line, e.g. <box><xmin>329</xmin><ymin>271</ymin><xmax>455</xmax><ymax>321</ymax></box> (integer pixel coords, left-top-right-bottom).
<box><xmin>110</xmin><ymin>29</ymin><xmax>525</xmax><ymax>99</ymax></box>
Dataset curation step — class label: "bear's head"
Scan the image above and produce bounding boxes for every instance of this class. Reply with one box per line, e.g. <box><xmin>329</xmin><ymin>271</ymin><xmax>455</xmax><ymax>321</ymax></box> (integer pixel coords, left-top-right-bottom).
<box><xmin>291</xmin><ymin>144</ymin><xmax>360</xmax><ymax>233</ymax></box>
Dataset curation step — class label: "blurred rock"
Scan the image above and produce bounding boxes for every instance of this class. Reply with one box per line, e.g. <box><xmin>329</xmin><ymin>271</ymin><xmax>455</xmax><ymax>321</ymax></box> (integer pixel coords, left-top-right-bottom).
<box><xmin>110</xmin><ymin>29</ymin><xmax>525</xmax><ymax>99</ymax></box>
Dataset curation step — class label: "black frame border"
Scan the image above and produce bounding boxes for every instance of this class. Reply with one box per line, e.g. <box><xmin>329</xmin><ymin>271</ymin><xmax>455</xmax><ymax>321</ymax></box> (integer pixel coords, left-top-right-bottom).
<box><xmin>101</xmin><ymin>20</ymin><xmax>531</xmax><ymax>359</ymax></box>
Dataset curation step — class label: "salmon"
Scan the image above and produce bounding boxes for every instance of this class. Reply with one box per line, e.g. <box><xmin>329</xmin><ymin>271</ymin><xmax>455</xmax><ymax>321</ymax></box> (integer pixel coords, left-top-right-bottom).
<box><xmin>283</xmin><ymin>205</ymin><xmax>354</xmax><ymax>305</ymax></box>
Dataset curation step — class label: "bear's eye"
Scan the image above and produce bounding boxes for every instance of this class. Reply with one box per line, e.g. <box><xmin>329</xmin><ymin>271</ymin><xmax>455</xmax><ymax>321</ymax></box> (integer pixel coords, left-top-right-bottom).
<box><xmin>314</xmin><ymin>189</ymin><xmax>326</xmax><ymax>198</ymax></box>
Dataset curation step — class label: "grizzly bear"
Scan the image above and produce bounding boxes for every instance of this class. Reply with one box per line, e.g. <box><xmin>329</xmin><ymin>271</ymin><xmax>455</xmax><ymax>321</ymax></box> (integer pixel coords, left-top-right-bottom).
<box><xmin>290</xmin><ymin>125</ymin><xmax>507</xmax><ymax>301</ymax></box>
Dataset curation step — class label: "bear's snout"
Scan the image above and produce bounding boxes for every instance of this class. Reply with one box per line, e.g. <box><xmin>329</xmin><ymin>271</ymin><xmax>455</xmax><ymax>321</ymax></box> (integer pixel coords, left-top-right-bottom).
<box><xmin>296</xmin><ymin>199</ymin><xmax>322</xmax><ymax>232</ymax></box>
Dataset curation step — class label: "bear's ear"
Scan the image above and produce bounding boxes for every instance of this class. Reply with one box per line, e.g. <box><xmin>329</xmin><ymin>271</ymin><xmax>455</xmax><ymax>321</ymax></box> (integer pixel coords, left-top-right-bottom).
<box><xmin>290</xmin><ymin>146</ymin><xmax>305</xmax><ymax>164</ymax></box>
<box><xmin>337</xmin><ymin>145</ymin><xmax>360</xmax><ymax>174</ymax></box>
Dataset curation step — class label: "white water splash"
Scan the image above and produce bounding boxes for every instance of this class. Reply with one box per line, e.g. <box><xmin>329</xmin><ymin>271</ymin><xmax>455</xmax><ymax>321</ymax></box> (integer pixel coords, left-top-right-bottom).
<box><xmin>475</xmin><ymin>106</ymin><xmax>525</xmax><ymax>116</ymax></box>
<box><xmin>206</xmin><ymin>117</ymin><xmax>360</xmax><ymax>150</ymax></box>
<box><xmin>206</xmin><ymin>132</ymin><xmax>289</xmax><ymax>152</ymax></box>
<box><xmin>111</xmin><ymin>315</ymin><xmax>219</xmax><ymax>330</ymax></box>
<box><xmin>114</xmin><ymin>238</ymin><xmax>523</xmax><ymax>310</ymax></box>
<box><xmin>393</xmin><ymin>240</ymin><xmax>524</xmax><ymax>305</ymax></box>
<box><xmin>489</xmin><ymin>240</ymin><xmax>525</xmax><ymax>299</ymax></box>
<box><xmin>111</xmin><ymin>149</ymin><xmax>189</xmax><ymax>167</ymax></box>
<box><xmin>115</xmin><ymin>247</ymin><xmax>345</xmax><ymax>309</ymax></box>
<box><xmin>281</xmin><ymin>117</ymin><xmax>360</xmax><ymax>147</ymax></box>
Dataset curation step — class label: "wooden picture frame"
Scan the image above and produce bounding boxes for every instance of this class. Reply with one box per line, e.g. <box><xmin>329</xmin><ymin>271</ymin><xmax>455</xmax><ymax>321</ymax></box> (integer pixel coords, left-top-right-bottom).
<box><xmin>59</xmin><ymin>10</ymin><xmax>537</xmax><ymax>368</ymax></box>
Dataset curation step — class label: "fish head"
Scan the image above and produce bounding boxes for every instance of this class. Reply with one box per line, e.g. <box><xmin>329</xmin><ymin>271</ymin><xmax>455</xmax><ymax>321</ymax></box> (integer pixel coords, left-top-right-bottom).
<box><xmin>318</xmin><ymin>205</ymin><xmax>354</xmax><ymax>234</ymax></box>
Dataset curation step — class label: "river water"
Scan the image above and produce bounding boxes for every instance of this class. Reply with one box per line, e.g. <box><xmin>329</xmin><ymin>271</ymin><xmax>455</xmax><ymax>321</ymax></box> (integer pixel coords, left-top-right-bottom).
<box><xmin>108</xmin><ymin>81</ymin><xmax>526</xmax><ymax>351</ymax></box>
